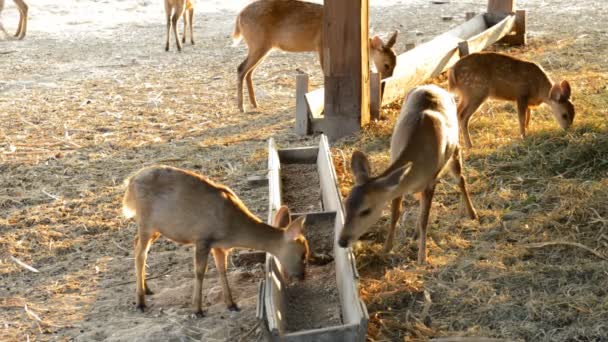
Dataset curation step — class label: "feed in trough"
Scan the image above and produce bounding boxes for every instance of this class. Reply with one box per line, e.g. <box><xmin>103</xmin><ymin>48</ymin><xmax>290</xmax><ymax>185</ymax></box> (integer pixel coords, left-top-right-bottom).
<box><xmin>281</xmin><ymin>163</ymin><xmax>322</xmax><ymax>213</ymax></box>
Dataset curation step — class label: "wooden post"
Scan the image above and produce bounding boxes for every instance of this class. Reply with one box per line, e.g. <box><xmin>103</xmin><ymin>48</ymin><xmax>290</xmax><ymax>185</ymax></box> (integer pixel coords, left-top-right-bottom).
<box><xmin>501</xmin><ymin>9</ymin><xmax>527</xmax><ymax>45</ymax></box>
<box><xmin>295</xmin><ymin>73</ymin><xmax>310</xmax><ymax>136</ymax></box>
<box><xmin>369</xmin><ymin>72</ymin><xmax>381</xmax><ymax>121</ymax></box>
<box><xmin>322</xmin><ymin>0</ymin><xmax>370</xmax><ymax>141</ymax></box>
<box><xmin>486</xmin><ymin>0</ymin><xmax>514</xmax><ymax>25</ymax></box>
<box><xmin>458</xmin><ymin>40</ymin><xmax>470</xmax><ymax>57</ymax></box>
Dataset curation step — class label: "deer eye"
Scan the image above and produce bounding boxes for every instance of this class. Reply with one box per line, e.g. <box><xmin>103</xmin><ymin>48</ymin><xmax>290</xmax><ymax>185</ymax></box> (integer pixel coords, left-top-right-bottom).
<box><xmin>384</xmin><ymin>64</ymin><xmax>390</xmax><ymax>71</ymax></box>
<box><xmin>562</xmin><ymin>113</ymin><xmax>568</xmax><ymax>119</ymax></box>
<box><xmin>360</xmin><ymin>209</ymin><xmax>372</xmax><ymax>217</ymax></box>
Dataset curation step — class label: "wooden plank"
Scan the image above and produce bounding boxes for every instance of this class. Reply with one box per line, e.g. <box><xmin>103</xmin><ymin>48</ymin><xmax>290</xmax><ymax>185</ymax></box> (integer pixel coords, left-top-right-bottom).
<box><xmin>458</xmin><ymin>40</ymin><xmax>470</xmax><ymax>57</ymax></box>
<box><xmin>381</xmin><ymin>14</ymin><xmax>487</xmax><ymax>106</ymax></box>
<box><xmin>317</xmin><ymin>135</ymin><xmax>368</xmax><ymax>339</ymax></box>
<box><xmin>322</xmin><ymin>0</ymin><xmax>370</xmax><ymax>140</ymax></box>
<box><xmin>305</xmin><ymin>88</ymin><xmax>324</xmax><ymax>119</ymax></box>
<box><xmin>278</xmin><ymin>147</ymin><xmax>319</xmax><ymax>164</ymax></box>
<box><xmin>265</xmin><ymin>138</ymin><xmax>284</xmax><ymax>335</ymax></box>
<box><xmin>370</xmin><ymin>72</ymin><xmax>381</xmax><ymax>121</ymax></box>
<box><xmin>466</xmin><ymin>14</ymin><xmax>516</xmax><ymax>54</ymax></box>
<box><xmin>500</xmin><ymin>9</ymin><xmax>526</xmax><ymax>45</ymax></box>
<box><xmin>256</xmin><ymin>280</ymin><xmax>265</xmax><ymax>319</ymax></box>
<box><xmin>295</xmin><ymin>73</ymin><xmax>310</xmax><ymax>136</ymax></box>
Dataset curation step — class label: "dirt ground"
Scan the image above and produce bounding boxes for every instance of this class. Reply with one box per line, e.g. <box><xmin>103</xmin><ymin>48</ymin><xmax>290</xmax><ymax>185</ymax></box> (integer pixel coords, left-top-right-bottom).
<box><xmin>1</xmin><ymin>0</ymin><xmax>607</xmax><ymax>341</ymax></box>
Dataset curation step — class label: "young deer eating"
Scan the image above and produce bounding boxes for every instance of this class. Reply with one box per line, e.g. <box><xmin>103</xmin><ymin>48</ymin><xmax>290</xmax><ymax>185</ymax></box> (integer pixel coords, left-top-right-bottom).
<box><xmin>164</xmin><ymin>0</ymin><xmax>195</xmax><ymax>52</ymax></box>
<box><xmin>0</xmin><ymin>0</ymin><xmax>28</xmax><ymax>40</ymax></box>
<box><xmin>122</xmin><ymin>165</ymin><xmax>308</xmax><ymax>316</ymax></box>
<box><xmin>232</xmin><ymin>0</ymin><xmax>399</xmax><ymax>112</ymax></box>
<box><xmin>338</xmin><ymin>85</ymin><xmax>478</xmax><ymax>264</ymax></box>
<box><xmin>448</xmin><ymin>52</ymin><xmax>575</xmax><ymax>148</ymax></box>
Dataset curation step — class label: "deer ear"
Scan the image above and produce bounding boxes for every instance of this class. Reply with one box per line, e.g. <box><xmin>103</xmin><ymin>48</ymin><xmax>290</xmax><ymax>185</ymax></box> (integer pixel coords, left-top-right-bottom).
<box><xmin>386</xmin><ymin>30</ymin><xmax>399</xmax><ymax>48</ymax></box>
<box><xmin>351</xmin><ymin>151</ymin><xmax>372</xmax><ymax>185</ymax></box>
<box><xmin>549</xmin><ymin>83</ymin><xmax>563</xmax><ymax>102</ymax></box>
<box><xmin>285</xmin><ymin>216</ymin><xmax>306</xmax><ymax>240</ymax></box>
<box><xmin>374</xmin><ymin>162</ymin><xmax>412</xmax><ymax>193</ymax></box>
<box><xmin>370</xmin><ymin>35</ymin><xmax>383</xmax><ymax>50</ymax></box>
<box><xmin>274</xmin><ymin>206</ymin><xmax>291</xmax><ymax>228</ymax></box>
<box><xmin>560</xmin><ymin>80</ymin><xmax>571</xmax><ymax>99</ymax></box>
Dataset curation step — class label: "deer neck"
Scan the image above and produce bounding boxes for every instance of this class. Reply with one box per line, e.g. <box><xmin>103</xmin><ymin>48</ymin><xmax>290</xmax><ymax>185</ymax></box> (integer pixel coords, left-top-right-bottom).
<box><xmin>539</xmin><ymin>75</ymin><xmax>555</xmax><ymax>105</ymax></box>
<box><xmin>235</xmin><ymin>216</ymin><xmax>285</xmax><ymax>256</ymax></box>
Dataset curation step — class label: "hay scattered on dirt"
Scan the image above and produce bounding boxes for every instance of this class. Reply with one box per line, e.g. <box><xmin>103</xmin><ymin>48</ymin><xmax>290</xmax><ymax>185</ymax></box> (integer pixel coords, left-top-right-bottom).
<box><xmin>331</xmin><ymin>25</ymin><xmax>608</xmax><ymax>342</ymax></box>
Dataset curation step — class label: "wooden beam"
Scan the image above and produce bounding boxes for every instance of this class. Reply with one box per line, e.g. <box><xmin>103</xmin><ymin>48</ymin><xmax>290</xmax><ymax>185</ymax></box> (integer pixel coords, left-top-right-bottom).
<box><xmin>381</xmin><ymin>14</ymin><xmax>487</xmax><ymax>106</ymax></box>
<box><xmin>500</xmin><ymin>9</ymin><xmax>526</xmax><ymax>45</ymax></box>
<box><xmin>486</xmin><ymin>0</ymin><xmax>515</xmax><ymax>24</ymax></box>
<box><xmin>322</xmin><ymin>0</ymin><xmax>370</xmax><ymax>140</ymax></box>
<box><xmin>305</xmin><ymin>88</ymin><xmax>324</xmax><ymax>120</ymax></box>
<box><xmin>467</xmin><ymin>14</ymin><xmax>516</xmax><ymax>53</ymax></box>
<box><xmin>295</xmin><ymin>73</ymin><xmax>310</xmax><ymax>136</ymax></box>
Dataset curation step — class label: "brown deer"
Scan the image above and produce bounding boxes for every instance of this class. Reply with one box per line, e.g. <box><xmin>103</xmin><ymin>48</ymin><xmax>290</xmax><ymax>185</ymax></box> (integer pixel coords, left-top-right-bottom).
<box><xmin>448</xmin><ymin>52</ymin><xmax>575</xmax><ymax>148</ymax></box>
<box><xmin>165</xmin><ymin>0</ymin><xmax>195</xmax><ymax>51</ymax></box>
<box><xmin>338</xmin><ymin>85</ymin><xmax>478</xmax><ymax>264</ymax></box>
<box><xmin>122</xmin><ymin>165</ymin><xmax>308</xmax><ymax>316</ymax></box>
<box><xmin>0</xmin><ymin>0</ymin><xmax>28</xmax><ymax>40</ymax></box>
<box><xmin>232</xmin><ymin>0</ymin><xmax>399</xmax><ymax>112</ymax></box>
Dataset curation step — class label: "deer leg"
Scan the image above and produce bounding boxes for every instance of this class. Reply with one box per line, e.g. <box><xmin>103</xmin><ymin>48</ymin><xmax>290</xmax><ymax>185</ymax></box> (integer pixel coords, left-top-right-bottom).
<box><xmin>165</xmin><ymin>6</ymin><xmax>171</xmax><ymax>51</ymax></box>
<box><xmin>383</xmin><ymin>196</ymin><xmax>403</xmax><ymax>253</ymax></box>
<box><xmin>182</xmin><ymin>9</ymin><xmax>187</xmax><ymax>44</ymax></box>
<box><xmin>192</xmin><ymin>242</ymin><xmax>210</xmax><ymax>317</ymax></box>
<box><xmin>450</xmin><ymin>147</ymin><xmax>478</xmax><ymax>220</ymax></box>
<box><xmin>13</xmin><ymin>0</ymin><xmax>27</xmax><ymax>39</ymax></box>
<box><xmin>417</xmin><ymin>184</ymin><xmax>436</xmax><ymax>264</ymax></box>
<box><xmin>237</xmin><ymin>46</ymin><xmax>270</xmax><ymax>112</ymax></box>
<box><xmin>457</xmin><ymin>94</ymin><xmax>486</xmax><ymax>149</ymax></box>
<box><xmin>172</xmin><ymin>8</ymin><xmax>184</xmax><ymax>52</ymax></box>
<box><xmin>525</xmin><ymin>107</ymin><xmax>531</xmax><ymax>130</ymax></box>
<box><xmin>135</xmin><ymin>231</ymin><xmax>154</xmax><ymax>311</ymax></box>
<box><xmin>211</xmin><ymin>248</ymin><xmax>239</xmax><ymax>311</ymax></box>
<box><xmin>516</xmin><ymin>97</ymin><xmax>529</xmax><ymax>139</ymax></box>
<box><xmin>189</xmin><ymin>8</ymin><xmax>194</xmax><ymax>45</ymax></box>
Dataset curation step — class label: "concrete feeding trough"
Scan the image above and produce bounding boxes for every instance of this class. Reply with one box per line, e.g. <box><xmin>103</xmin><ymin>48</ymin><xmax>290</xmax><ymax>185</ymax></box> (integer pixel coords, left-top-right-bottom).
<box><xmin>257</xmin><ymin>135</ymin><xmax>368</xmax><ymax>341</ymax></box>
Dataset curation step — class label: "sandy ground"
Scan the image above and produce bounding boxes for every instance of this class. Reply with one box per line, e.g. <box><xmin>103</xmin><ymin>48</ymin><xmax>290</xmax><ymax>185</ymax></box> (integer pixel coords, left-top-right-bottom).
<box><xmin>1</xmin><ymin>0</ymin><xmax>607</xmax><ymax>341</ymax></box>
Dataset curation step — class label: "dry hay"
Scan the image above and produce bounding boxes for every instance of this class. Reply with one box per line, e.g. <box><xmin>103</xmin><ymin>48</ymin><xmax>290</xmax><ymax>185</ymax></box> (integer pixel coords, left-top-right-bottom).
<box><xmin>1</xmin><ymin>0</ymin><xmax>607</xmax><ymax>341</ymax></box>
<box><xmin>330</xmin><ymin>9</ymin><xmax>608</xmax><ymax>341</ymax></box>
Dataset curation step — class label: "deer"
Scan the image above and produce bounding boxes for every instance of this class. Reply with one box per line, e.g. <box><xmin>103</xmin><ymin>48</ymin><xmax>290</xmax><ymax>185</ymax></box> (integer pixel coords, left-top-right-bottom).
<box><xmin>164</xmin><ymin>0</ymin><xmax>195</xmax><ymax>52</ymax></box>
<box><xmin>0</xmin><ymin>0</ymin><xmax>28</xmax><ymax>40</ymax></box>
<box><xmin>232</xmin><ymin>0</ymin><xmax>399</xmax><ymax>112</ymax></box>
<box><xmin>122</xmin><ymin>165</ymin><xmax>308</xmax><ymax>316</ymax></box>
<box><xmin>338</xmin><ymin>85</ymin><xmax>478</xmax><ymax>264</ymax></box>
<box><xmin>448</xmin><ymin>52</ymin><xmax>575</xmax><ymax>148</ymax></box>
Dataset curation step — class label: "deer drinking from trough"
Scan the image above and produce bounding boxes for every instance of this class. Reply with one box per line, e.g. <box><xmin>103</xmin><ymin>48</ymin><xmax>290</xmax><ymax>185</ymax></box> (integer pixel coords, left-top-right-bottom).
<box><xmin>0</xmin><ymin>0</ymin><xmax>28</xmax><ymax>40</ymax></box>
<box><xmin>448</xmin><ymin>52</ymin><xmax>575</xmax><ymax>148</ymax></box>
<box><xmin>338</xmin><ymin>85</ymin><xmax>478</xmax><ymax>264</ymax></box>
<box><xmin>164</xmin><ymin>0</ymin><xmax>195</xmax><ymax>51</ymax></box>
<box><xmin>232</xmin><ymin>0</ymin><xmax>399</xmax><ymax>112</ymax></box>
<box><xmin>122</xmin><ymin>165</ymin><xmax>308</xmax><ymax>315</ymax></box>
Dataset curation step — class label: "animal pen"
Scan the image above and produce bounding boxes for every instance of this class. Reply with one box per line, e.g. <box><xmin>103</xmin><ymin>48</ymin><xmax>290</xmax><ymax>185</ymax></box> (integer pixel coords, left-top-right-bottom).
<box><xmin>296</xmin><ymin>0</ymin><xmax>526</xmax><ymax>140</ymax></box>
